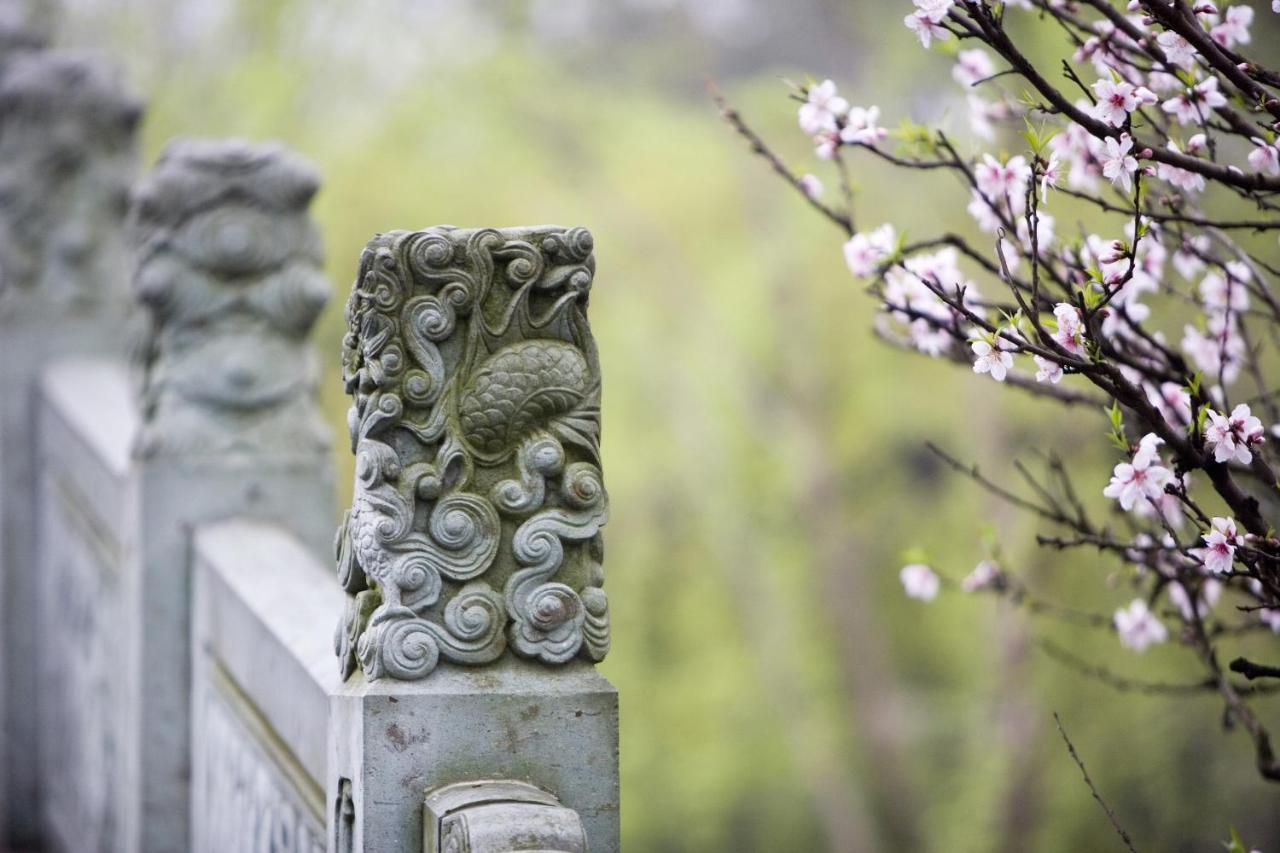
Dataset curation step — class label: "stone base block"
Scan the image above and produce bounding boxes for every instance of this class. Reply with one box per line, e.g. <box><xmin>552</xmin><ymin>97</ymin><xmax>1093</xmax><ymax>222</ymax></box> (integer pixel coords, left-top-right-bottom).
<box><xmin>330</xmin><ymin>660</ymin><xmax>618</xmax><ymax>853</ymax></box>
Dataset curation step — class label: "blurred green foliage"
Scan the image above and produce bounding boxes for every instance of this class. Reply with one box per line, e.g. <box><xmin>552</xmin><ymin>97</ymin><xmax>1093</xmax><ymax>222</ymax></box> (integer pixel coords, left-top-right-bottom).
<box><xmin>68</xmin><ymin>0</ymin><xmax>1280</xmax><ymax>848</ymax></box>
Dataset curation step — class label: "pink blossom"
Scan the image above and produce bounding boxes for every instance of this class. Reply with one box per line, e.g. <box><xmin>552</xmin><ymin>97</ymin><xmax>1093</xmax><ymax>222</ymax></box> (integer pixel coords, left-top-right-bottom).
<box><xmin>1191</xmin><ymin>516</ymin><xmax>1239</xmax><ymax>574</ymax></box>
<box><xmin>1210</xmin><ymin>5</ymin><xmax>1254</xmax><ymax>47</ymax></box>
<box><xmin>966</xmin><ymin>190</ymin><xmax>1002</xmax><ymax>233</ymax></box>
<box><xmin>1033</xmin><ymin>355</ymin><xmax>1063</xmax><ymax>384</ymax></box>
<box><xmin>1204</xmin><ymin>403</ymin><xmax>1264</xmax><ymax>464</ymax></box>
<box><xmin>1104</xmin><ymin>433</ymin><xmax>1174</xmax><ymax>511</ymax></box>
<box><xmin>1261</xmin><ymin>608</ymin><xmax>1280</xmax><ymax>633</ymax></box>
<box><xmin>798</xmin><ymin>79</ymin><xmax>848</xmax><ymax>135</ymax></box>
<box><xmin>1114</xmin><ymin>599</ymin><xmax>1168</xmax><ymax>651</ymax></box>
<box><xmin>1051</xmin><ymin>302</ymin><xmax>1085</xmax><ymax>356</ymax></box>
<box><xmin>1173</xmin><ymin>234</ymin><xmax>1210</xmax><ymax>279</ymax></box>
<box><xmin>952</xmin><ymin>49</ymin><xmax>995</xmax><ymax>87</ymax></box>
<box><xmin>813</xmin><ymin>131</ymin><xmax>839</xmax><ymax>160</ymax></box>
<box><xmin>798</xmin><ymin>173</ymin><xmax>823</xmax><ymax>199</ymax></box>
<box><xmin>842</xmin><ymin>224</ymin><xmax>896</xmax><ymax>277</ymax></box>
<box><xmin>975</xmin><ymin>153</ymin><xmax>1031</xmax><ymax>202</ymax></box>
<box><xmin>961</xmin><ymin>560</ymin><xmax>1002</xmax><ymax>592</ymax></box>
<box><xmin>840</xmin><ymin>106</ymin><xmax>887</xmax><ymax>146</ymax></box>
<box><xmin>1147</xmin><ymin>381</ymin><xmax>1193</xmax><ymax>427</ymax></box>
<box><xmin>1101</xmin><ymin>133</ymin><xmax>1140</xmax><ymax>191</ymax></box>
<box><xmin>904</xmin><ymin>0</ymin><xmax>953</xmax><ymax>48</ymax></box>
<box><xmin>1200</xmin><ymin>269</ymin><xmax>1249</xmax><ymax>312</ymax></box>
<box><xmin>1156</xmin><ymin>31</ymin><xmax>1198</xmax><ymax>68</ymax></box>
<box><xmin>1182</xmin><ymin>315</ymin><xmax>1245</xmax><ymax>384</ymax></box>
<box><xmin>971</xmin><ymin>339</ymin><xmax>1013</xmax><ymax>382</ymax></box>
<box><xmin>1247</xmin><ymin>137</ymin><xmax>1280</xmax><ymax>175</ymax></box>
<box><xmin>900</xmin><ymin>563</ymin><xmax>940</xmax><ymax>601</ymax></box>
<box><xmin>1168</xmin><ymin>578</ymin><xmax>1221</xmax><ymax>621</ymax></box>
<box><xmin>1039</xmin><ymin>151</ymin><xmax>1062</xmax><ymax>200</ymax></box>
<box><xmin>1161</xmin><ymin>77</ymin><xmax>1227</xmax><ymax>125</ymax></box>
<box><xmin>1156</xmin><ymin>141</ymin><xmax>1206</xmax><ymax>192</ymax></box>
<box><xmin>909</xmin><ymin>319</ymin><xmax>953</xmax><ymax>356</ymax></box>
<box><xmin>1092</xmin><ymin>78</ymin><xmax>1157</xmax><ymax>126</ymax></box>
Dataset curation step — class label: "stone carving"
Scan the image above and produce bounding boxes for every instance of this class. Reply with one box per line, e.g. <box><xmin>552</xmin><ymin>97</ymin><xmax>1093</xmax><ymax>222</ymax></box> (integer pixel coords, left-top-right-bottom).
<box><xmin>335</xmin><ymin>226</ymin><xmax>609</xmax><ymax>681</ymax></box>
<box><xmin>0</xmin><ymin>0</ymin><xmax>52</xmax><ymax>65</ymax></box>
<box><xmin>0</xmin><ymin>48</ymin><xmax>140</xmax><ymax>307</ymax></box>
<box><xmin>38</xmin><ymin>472</ymin><xmax>127</xmax><ymax>852</ymax></box>
<box><xmin>196</xmin><ymin>682</ymin><xmax>324</xmax><ymax>853</ymax></box>
<box><xmin>129</xmin><ymin>139</ymin><xmax>332</xmax><ymax>457</ymax></box>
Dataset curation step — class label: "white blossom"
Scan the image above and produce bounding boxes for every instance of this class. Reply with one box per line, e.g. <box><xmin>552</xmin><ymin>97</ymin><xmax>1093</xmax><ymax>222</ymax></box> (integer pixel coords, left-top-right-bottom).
<box><xmin>1114</xmin><ymin>599</ymin><xmax>1168</xmax><ymax>651</ymax></box>
<box><xmin>952</xmin><ymin>48</ymin><xmax>995</xmax><ymax>87</ymax></box>
<box><xmin>1156</xmin><ymin>31</ymin><xmax>1197</xmax><ymax>68</ymax></box>
<box><xmin>1168</xmin><ymin>578</ymin><xmax>1221</xmax><ymax>620</ymax></box>
<box><xmin>1092</xmin><ymin>78</ymin><xmax>1157</xmax><ymax>126</ymax></box>
<box><xmin>798</xmin><ymin>79</ymin><xmax>848</xmax><ymax>135</ymax></box>
<box><xmin>961</xmin><ymin>560</ymin><xmax>1002</xmax><ymax>592</ymax></box>
<box><xmin>905</xmin><ymin>0</ymin><xmax>953</xmax><ymax>48</ymax></box>
<box><xmin>1247</xmin><ymin>137</ymin><xmax>1280</xmax><ymax>175</ymax></box>
<box><xmin>1204</xmin><ymin>403</ymin><xmax>1265</xmax><ymax>464</ymax></box>
<box><xmin>1210</xmin><ymin>4</ymin><xmax>1254</xmax><ymax>47</ymax></box>
<box><xmin>798</xmin><ymin>173</ymin><xmax>823</xmax><ymax>199</ymax></box>
<box><xmin>1033</xmin><ymin>355</ymin><xmax>1063</xmax><ymax>384</ymax></box>
<box><xmin>842</xmin><ymin>223</ymin><xmax>896</xmax><ymax>277</ymax></box>
<box><xmin>1161</xmin><ymin>77</ymin><xmax>1227</xmax><ymax>125</ymax></box>
<box><xmin>971</xmin><ymin>339</ymin><xmax>1014</xmax><ymax>382</ymax></box>
<box><xmin>1156</xmin><ymin>141</ymin><xmax>1206</xmax><ymax>192</ymax></box>
<box><xmin>840</xmin><ymin>105</ymin><xmax>887</xmax><ymax>146</ymax></box>
<box><xmin>1101</xmin><ymin>133</ymin><xmax>1139</xmax><ymax>191</ymax></box>
<box><xmin>1191</xmin><ymin>516</ymin><xmax>1239</xmax><ymax>575</ymax></box>
<box><xmin>1104</xmin><ymin>433</ymin><xmax>1174</xmax><ymax>511</ymax></box>
<box><xmin>900</xmin><ymin>563</ymin><xmax>940</xmax><ymax>600</ymax></box>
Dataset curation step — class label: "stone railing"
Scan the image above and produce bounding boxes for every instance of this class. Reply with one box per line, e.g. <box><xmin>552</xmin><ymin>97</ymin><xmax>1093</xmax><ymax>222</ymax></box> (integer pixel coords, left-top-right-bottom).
<box><xmin>0</xmin><ymin>12</ymin><xmax>620</xmax><ymax>853</ymax></box>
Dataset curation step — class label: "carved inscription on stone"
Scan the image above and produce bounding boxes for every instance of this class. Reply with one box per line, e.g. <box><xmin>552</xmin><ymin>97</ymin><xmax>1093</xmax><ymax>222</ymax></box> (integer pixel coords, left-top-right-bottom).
<box><xmin>129</xmin><ymin>139</ymin><xmax>331</xmax><ymax>458</ymax></box>
<box><xmin>38</xmin><ymin>469</ymin><xmax>126</xmax><ymax>852</ymax></box>
<box><xmin>194</xmin><ymin>666</ymin><xmax>324</xmax><ymax>853</ymax></box>
<box><xmin>335</xmin><ymin>226</ymin><xmax>609</xmax><ymax>680</ymax></box>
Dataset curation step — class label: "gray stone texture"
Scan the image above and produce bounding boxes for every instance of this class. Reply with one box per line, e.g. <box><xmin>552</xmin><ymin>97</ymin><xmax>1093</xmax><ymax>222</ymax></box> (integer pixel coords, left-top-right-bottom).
<box><xmin>336</xmin><ymin>225</ymin><xmax>611</xmax><ymax>683</ymax></box>
<box><xmin>0</xmin><ymin>41</ymin><xmax>140</xmax><ymax>846</ymax></box>
<box><xmin>195</xmin><ymin>520</ymin><xmax>619</xmax><ymax>853</ymax></box>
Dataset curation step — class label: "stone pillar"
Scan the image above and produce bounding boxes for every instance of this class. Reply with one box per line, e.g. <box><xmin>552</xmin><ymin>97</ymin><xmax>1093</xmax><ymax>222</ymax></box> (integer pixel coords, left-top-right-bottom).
<box><xmin>332</xmin><ymin>226</ymin><xmax>619</xmax><ymax>851</ymax></box>
<box><xmin>125</xmin><ymin>138</ymin><xmax>335</xmax><ymax>852</ymax></box>
<box><xmin>0</xmin><ymin>39</ymin><xmax>141</xmax><ymax>844</ymax></box>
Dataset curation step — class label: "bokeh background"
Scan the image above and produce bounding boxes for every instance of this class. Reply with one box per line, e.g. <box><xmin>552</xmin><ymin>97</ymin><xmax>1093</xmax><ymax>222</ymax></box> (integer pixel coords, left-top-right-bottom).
<box><xmin>54</xmin><ymin>0</ymin><xmax>1280</xmax><ymax>849</ymax></box>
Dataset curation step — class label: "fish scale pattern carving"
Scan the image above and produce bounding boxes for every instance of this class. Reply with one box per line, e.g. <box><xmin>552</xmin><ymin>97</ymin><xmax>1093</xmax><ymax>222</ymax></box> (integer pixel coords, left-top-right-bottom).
<box><xmin>335</xmin><ymin>225</ymin><xmax>610</xmax><ymax>681</ymax></box>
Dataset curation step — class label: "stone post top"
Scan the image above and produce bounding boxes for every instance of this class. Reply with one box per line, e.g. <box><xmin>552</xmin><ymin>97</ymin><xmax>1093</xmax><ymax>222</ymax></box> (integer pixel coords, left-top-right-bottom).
<box><xmin>0</xmin><ymin>0</ymin><xmax>53</xmax><ymax>60</ymax></box>
<box><xmin>335</xmin><ymin>224</ymin><xmax>610</xmax><ymax>683</ymax></box>
<box><xmin>0</xmin><ymin>46</ymin><xmax>141</xmax><ymax>306</ymax></box>
<box><xmin>0</xmin><ymin>49</ymin><xmax>141</xmax><ymax>132</ymax></box>
<box><xmin>130</xmin><ymin>137</ymin><xmax>331</xmax><ymax>459</ymax></box>
<box><xmin>130</xmin><ymin>138</ymin><xmax>321</xmax><ymax>247</ymax></box>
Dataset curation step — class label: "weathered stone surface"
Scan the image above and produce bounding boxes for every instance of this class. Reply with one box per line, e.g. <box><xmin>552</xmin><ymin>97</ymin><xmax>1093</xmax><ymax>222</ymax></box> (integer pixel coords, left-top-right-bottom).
<box><xmin>196</xmin><ymin>520</ymin><xmax>619</xmax><ymax>853</ymax></box>
<box><xmin>35</xmin><ymin>360</ymin><xmax>139</xmax><ymax>853</ymax></box>
<box><xmin>0</xmin><ymin>49</ymin><xmax>140</xmax><ymax>307</ymax></box>
<box><xmin>0</xmin><ymin>0</ymin><xmax>53</xmax><ymax>64</ymax></box>
<box><xmin>0</xmin><ymin>41</ymin><xmax>140</xmax><ymax>847</ymax></box>
<box><xmin>336</xmin><ymin>225</ymin><xmax>610</xmax><ymax>681</ymax></box>
<box><xmin>129</xmin><ymin>138</ymin><xmax>332</xmax><ymax>458</ymax></box>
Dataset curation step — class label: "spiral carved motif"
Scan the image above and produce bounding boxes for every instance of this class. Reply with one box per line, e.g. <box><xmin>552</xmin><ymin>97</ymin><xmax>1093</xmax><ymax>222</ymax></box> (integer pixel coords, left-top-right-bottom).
<box><xmin>335</xmin><ymin>225</ymin><xmax>608</xmax><ymax>681</ymax></box>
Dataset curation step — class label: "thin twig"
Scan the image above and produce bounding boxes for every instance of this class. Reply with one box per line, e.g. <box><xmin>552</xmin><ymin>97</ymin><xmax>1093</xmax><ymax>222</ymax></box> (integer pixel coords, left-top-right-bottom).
<box><xmin>1053</xmin><ymin>712</ymin><xmax>1139</xmax><ymax>853</ymax></box>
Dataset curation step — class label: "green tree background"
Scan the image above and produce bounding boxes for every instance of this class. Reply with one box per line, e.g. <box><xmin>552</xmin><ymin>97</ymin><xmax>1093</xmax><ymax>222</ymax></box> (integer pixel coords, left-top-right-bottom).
<box><xmin>60</xmin><ymin>0</ymin><xmax>1280</xmax><ymax>848</ymax></box>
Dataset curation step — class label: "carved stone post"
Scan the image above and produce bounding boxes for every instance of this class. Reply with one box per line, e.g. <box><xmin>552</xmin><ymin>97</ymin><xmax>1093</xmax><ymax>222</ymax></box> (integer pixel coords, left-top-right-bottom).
<box><xmin>117</xmin><ymin>139</ymin><xmax>335</xmax><ymax>851</ymax></box>
<box><xmin>0</xmin><ymin>41</ymin><xmax>140</xmax><ymax>845</ymax></box>
<box><xmin>331</xmin><ymin>226</ymin><xmax>619</xmax><ymax>851</ymax></box>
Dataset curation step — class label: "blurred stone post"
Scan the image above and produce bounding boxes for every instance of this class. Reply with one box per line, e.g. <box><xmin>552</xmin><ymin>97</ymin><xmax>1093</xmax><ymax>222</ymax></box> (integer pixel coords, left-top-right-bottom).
<box><xmin>0</xmin><ymin>25</ymin><xmax>140</xmax><ymax>844</ymax></box>
<box><xmin>119</xmin><ymin>138</ymin><xmax>337</xmax><ymax>851</ymax></box>
<box><xmin>332</xmin><ymin>225</ymin><xmax>619</xmax><ymax>851</ymax></box>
